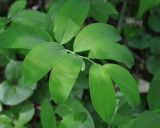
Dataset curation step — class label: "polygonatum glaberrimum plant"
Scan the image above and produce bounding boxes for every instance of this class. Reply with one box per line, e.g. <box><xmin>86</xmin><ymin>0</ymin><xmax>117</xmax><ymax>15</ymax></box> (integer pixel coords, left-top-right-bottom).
<box><xmin>0</xmin><ymin>0</ymin><xmax>141</xmax><ymax>127</ymax></box>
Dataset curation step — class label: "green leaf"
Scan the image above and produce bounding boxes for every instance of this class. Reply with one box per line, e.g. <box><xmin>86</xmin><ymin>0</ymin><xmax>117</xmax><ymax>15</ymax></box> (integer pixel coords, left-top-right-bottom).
<box><xmin>0</xmin><ymin>17</ymin><xmax>7</xmax><ymax>30</ymax></box>
<box><xmin>128</xmin><ymin>33</ymin><xmax>152</xmax><ymax>50</ymax></box>
<box><xmin>147</xmin><ymin>56</ymin><xmax>160</xmax><ymax>74</ymax></box>
<box><xmin>58</xmin><ymin>112</ymin><xmax>87</xmax><ymax>128</ymax></box>
<box><xmin>40</xmin><ymin>99</ymin><xmax>57</xmax><ymax>128</ymax></box>
<box><xmin>12</xmin><ymin>10</ymin><xmax>47</xmax><ymax>30</ymax></box>
<box><xmin>0</xmin><ymin>49</ymin><xmax>11</xmax><ymax>66</ymax></box>
<box><xmin>110</xmin><ymin>97</ymin><xmax>140</xmax><ymax>125</ymax></box>
<box><xmin>132</xmin><ymin>111</ymin><xmax>160</xmax><ymax>128</ymax></box>
<box><xmin>72</xmin><ymin>72</ymin><xmax>89</xmax><ymax>98</ymax></box>
<box><xmin>31</xmin><ymin>82</ymin><xmax>50</xmax><ymax>104</ymax></box>
<box><xmin>45</xmin><ymin>0</ymin><xmax>65</xmax><ymax>37</ymax></box>
<box><xmin>13</xmin><ymin>102</ymin><xmax>35</xmax><ymax>127</ymax></box>
<box><xmin>22</xmin><ymin>42</ymin><xmax>66</xmax><ymax>85</ymax></box>
<box><xmin>5</xmin><ymin>60</ymin><xmax>21</xmax><ymax>83</ymax></box>
<box><xmin>0</xmin><ymin>60</ymin><xmax>36</xmax><ymax>106</ymax></box>
<box><xmin>89</xmin><ymin>0</ymin><xmax>118</xmax><ymax>22</ymax></box>
<box><xmin>74</xmin><ymin>23</ymin><xmax>133</xmax><ymax>68</ymax></box>
<box><xmin>148</xmin><ymin>13</ymin><xmax>160</xmax><ymax>32</ymax></box>
<box><xmin>118</xmin><ymin>120</ymin><xmax>134</xmax><ymax>128</ymax></box>
<box><xmin>104</xmin><ymin>64</ymin><xmax>140</xmax><ymax>107</ymax></box>
<box><xmin>74</xmin><ymin>72</ymin><xmax>88</xmax><ymax>90</ymax></box>
<box><xmin>148</xmin><ymin>69</ymin><xmax>160</xmax><ymax>110</ymax></box>
<box><xmin>54</xmin><ymin>0</ymin><xmax>90</xmax><ymax>44</ymax></box>
<box><xmin>110</xmin><ymin>114</ymin><xmax>132</xmax><ymax>126</ymax></box>
<box><xmin>137</xmin><ymin>0</ymin><xmax>160</xmax><ymax>18</ymax></box>
<box><xmin>149</xmin><ymin>37</ymin><xmax>160</xmax><ymax>56</ymax></box>
<box><xmin>0</xmin><ymin>114</ymin><xmax>12</xmax><ymax>128</ymax></box>
<box><xmin>0</xmin><ymin>81</ymin><xmax>36</xmax><ymax>106</ymax></box>
<box><xmin>116</xmin><ymin>97</ymin><xmax>140</xmax><ymax>117</ymax></box>
<box><xmin>56</xmin><ymin>98</ymin><xmax>95</xmax><ymax>128</ymax></box>
<box><xmin>49</xmin><ymin>54</ymin><xmax>82</xmax><ymax>104</ymax></box>
<box><xmin>74</xmin><ymin>23</ymin><xmax>120</xmax><ymax>51</ymax></box>
<box><xmin>89</xmin><ymin>43</ymin><xmax>134</xmax><ymax>68</ymax></box>
<box><xmin>148</xmin><ymin>38</ymin><xmax>160</xmax><ymax>68</ymax></box>
<box><xmin>8</xmin><ymin>0</ymin><xmax>27</xmax><ymax>18</ymax></box>
<box><xmin>0</xmin><ymin>26</ymin><xmax>52</xmax><ymax>49</ymax></box>
<box><xmin>89</xmin><ymin>64</ymin><xmax>116</xmax><ymax>122</ymax></box>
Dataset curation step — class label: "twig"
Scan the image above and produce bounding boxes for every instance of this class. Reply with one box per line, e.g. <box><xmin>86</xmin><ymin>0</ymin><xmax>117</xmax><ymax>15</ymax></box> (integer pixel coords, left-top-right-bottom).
<box><xmin>66</xmin><ymin>50</ymin><xmax>96</xmax><ymax>64</ymax></box>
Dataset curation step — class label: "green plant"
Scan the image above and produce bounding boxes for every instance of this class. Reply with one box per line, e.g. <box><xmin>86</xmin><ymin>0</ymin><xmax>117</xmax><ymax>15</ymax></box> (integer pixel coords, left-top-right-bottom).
<box><xmin>0</xmin><ymin>0</ymin><xmax>160</xmax><ymax>128</ymax></box>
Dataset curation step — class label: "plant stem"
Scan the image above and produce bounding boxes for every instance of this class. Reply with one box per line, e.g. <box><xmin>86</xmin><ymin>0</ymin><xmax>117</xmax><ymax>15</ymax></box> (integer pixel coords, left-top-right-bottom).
<box><xmin>79</xmin><ymin>55</ymin><xmax>96</xmax><ymax>64</ymax></box>
<box><xmin>117</xmin><ymin>0</ymin><xmax>127</xmax><ymax>32</ymax></box>
<box><xmin>66</xmin><ymin>49</ymin><xmax>96</xmax><ymax>64</ymax></box>
<box><xmin>66</xmin><ymin>49</ymin><xmax>76</xmax><ymax>54</ymax></box>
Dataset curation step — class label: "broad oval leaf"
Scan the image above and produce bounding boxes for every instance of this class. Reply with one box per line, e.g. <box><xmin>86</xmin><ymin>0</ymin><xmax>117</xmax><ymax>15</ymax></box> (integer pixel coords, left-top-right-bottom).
<box><xmin>148</xmin><ymin>69</ymin><xmax>160</xmax><ymax>110</ymax></box>
<box><xmin>0</xmin><ymin>25</ymin><xmax>52</xmax><ymax>49</ymax></box>
<box><xmin>58</xmin><ymin>112</ymin><xmax>87</xmax><ymax>128</ymax></box>
<box><xmin>132</xmin><ymin>111</ymin><xmax>160</xmax><ymax>128</ymax></box>
<box><xmin>0</xmin><ymin>60</ymin><xmax>36</xmax><ymax>106</ymax></box>
<box><xmin>149</xmin><ymin>37</ymin><xmax>160</xmax><ymax>56</ymax></box>
<box><xmin>74</xmin><ymin>23</ymin><xmax>120</xmax><ymax>52</ymax></box>
<box><xmin>0</xmin><ymin>114</ymin><xmax>12</xmax><ymax>128</ymax></box>
<box><xmin>74</xmin><ymin>23</ymin><xmax>133</xmax><ymax>67</ymax></box>
<box><xmin>88</xmin><ymin>43</ymin><xmax>134</xmax><ymax>68</ymax></box>
<box><xmin>49</xmin><ymin>54</ymin><xmax>82</xmax><ymax>104</ymax></box>
<box><xmin>89</xmin><ymin>0</ymin><xmax>118</xmax><ymax>22</ymax></box>
<box><xmin>147</xmin><ymin>56</ymin><xmax>160</xmax><ymax>74</ymax></box>
<box><xmin>13</xmin><ymin>102</ymin><xmax>35</xmax><ymax>127</ymax></box>
<box><xmin>128</xmin><ymin>33</ymin><xmax>152</xmax><ymax>50</ymax></box>
<box><xmin>89</xmin><ymin>64</ymin><xmax>116</xmax><ymax>122</ymax></box>
<box><xmin>5</xmin><ymin>60</ymin><xmax>21</xmax><ymax>83</ymax></box>
<box><xmin>12</xmin><ymin>10</ymin><xmax>47</xmax><ymax>30</ymax></box>
<box><xmin>0</xmin><ymin>102</ymin><xmax>35</xmax><ymax>127</ymax></box>
<box><xmin>40</xmin><ymin>99</ymin><xmax>57</xmax><ymax>128</ymax></box>
<box><xmin>148</xmin><ymin>13</ymin><xmax>160</xmax><ymax>32</ymax></box>
<box><xmin>104</xmin><ymin>64</ymin><xmax>140</xmax><ymax>107</ymax></box>
<box><xmin>8</xmin><ymin>0</ymin><xmax>27</xmax><ymax>18</ymax></box>
<box><xmin>56</xmin><ymin>98</ymin><xmax>95</xmax><ymax>128</ymax></box>
<box><xmin>22</xmin><ymin>42</ymin><xmax>66</xmax><ymax>85</ymax></box>
<box><xmin>45</xmin><ymin>0</ymin><xmax>65</xmax><ymax>37</ymax></box>
<box><xmin>54</xmin><ymin>0</ymin><xmax>90</xmax><ymax>44</ymax></box>
<box><xmin>0</xmin><ymin>81</ymin><xmax>36</xmax><ymax>106</ymax></box>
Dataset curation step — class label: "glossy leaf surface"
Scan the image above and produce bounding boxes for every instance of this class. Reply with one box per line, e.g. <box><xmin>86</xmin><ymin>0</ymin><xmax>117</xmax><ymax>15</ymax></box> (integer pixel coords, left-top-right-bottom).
<box><xmin>40</xmin><ymin>99</ymin><xmax>57</xmax><ymax>128</ymax></box>
<box><xmin>22</xmin><ymin>42</ymin><xmax>66</xmax><ymax>85</ymax></box>
<box><xmin>74</xmin><ymin>23</ymin><xmax>133</xmax><ymax>68</ymax></box>
<box><xmin>104</xmin><ymin>64</ymin><xmax>140</xmax><ymax>107</ymax></box>
<box><xmin>148</xmin><ymin>69</ymin><xmax>160</xmax><ymax>110</ymax></box>
<box><xmin>54</xmin><ymin>0</ymin><xmax>90</xmax><ymax>44</ymax></box>
<box><xmin>89</xmin><ymin>64</ymin><xmax>116</xmax><ymax>122</ymax></box>
<box><xmin>0</xmin><ymin>26</ymin><xmax>52</xmax><ymax>49</ymax></box>
<box><xmin>49</xmin><ymin>54</ymin><xmax>82</xmax><ymax>104</ymax></box>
